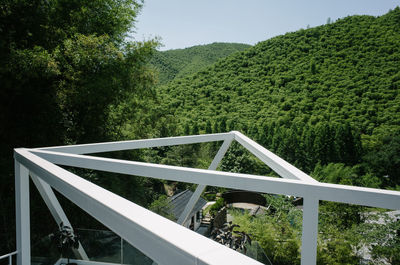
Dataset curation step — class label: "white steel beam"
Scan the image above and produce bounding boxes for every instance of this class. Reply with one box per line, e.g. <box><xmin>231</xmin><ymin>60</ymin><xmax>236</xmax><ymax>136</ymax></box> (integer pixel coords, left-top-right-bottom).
<box><xmin>28</xmin><ymin>149</ymin><xmax>400</xmax><ymax>210</ymax></box>
<box><xmin>37</xmin><ymin>133</ymin><xmax>233</xmax><ymax>154</ymax></box>
<box><xmin>15</xmin><ymin>149</ymin><xmax>262</xmax><ymax>265</ymax></box>
<box><xmin>14</xmin><ymin>161</ymin><xmax>30</xmax><ymax>265</ymax></box>
<box><xmin>300</xmin><ymin>197</ymin><xmax>319</xmax><ymax>265</ymax></box>
<box><xmin>232</xmin><ymin>131</ymin><xmax>317</xmax><ymax>183</ymax></box>
<box><xmin>30</xmin><ymin>173</ymin><xmax>89</xmax><ymax>260</ymax></box>
<box><xmin>178</xmin><ymin>138</ymin><xmax>233</xmax><ymax>225</ymax></box>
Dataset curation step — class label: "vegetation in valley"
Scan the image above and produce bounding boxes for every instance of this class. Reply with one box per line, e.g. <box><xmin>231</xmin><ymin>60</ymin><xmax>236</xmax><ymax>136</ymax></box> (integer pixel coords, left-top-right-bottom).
<box><xmin>152</xmin><ymin>8</ymin><xmax>400</xmax><ymax>264</ymax></box>
<box><xmin>150</xmin><ymin>42</ymin><xmax>251</xmax><ymax>85</ymax></box>
<box><xmin>0</xmin><ymin>0</ymin><xmax>160</xmax><ymax>255</ymax></box>
<box><xmin>0</xmin><ymin>1</ymin><xmax>399</xmax><ymax>264</ymax></box>
<box><xmin>157</xmin><ymin>8</ymin><xmax>400</xmax><ymax>188</ymax></box>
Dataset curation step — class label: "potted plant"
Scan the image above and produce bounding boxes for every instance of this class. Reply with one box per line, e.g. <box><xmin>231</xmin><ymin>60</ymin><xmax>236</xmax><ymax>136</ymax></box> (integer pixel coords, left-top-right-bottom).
<box><xmin>51</xmin><ymin>222</ymin><xmax>80</xmax><ymax>265</ymax></box>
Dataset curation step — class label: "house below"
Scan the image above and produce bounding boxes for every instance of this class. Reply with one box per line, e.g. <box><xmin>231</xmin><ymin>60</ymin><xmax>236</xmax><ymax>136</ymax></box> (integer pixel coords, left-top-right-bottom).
<box><xmin>168</xmin><ymin>189</ymin><xmax>207</xmax><ymax>231</ymax></box>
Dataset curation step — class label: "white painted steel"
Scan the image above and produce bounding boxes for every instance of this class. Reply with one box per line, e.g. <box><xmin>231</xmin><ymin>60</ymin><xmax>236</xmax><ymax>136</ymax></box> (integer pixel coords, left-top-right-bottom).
<box><xmin>30</xmin><ymin>149</ymin><xmax>400</xmax><ymax>210</ymax></box>
<box><xmin>233</xmin><ymin>131</ymin><xmax>317</xmax><ymax>183</ymax></box>
<box><xmin>301</xmin><ymin>197</ymin><xmax>319</xmax><ymax>265</ymax></box>
<box><xmin>55</xmin><ymin>258</ymin><xmax>123</xmax><ymax>265</ymax></box>
<box><xmin>13</xmin><ymin>132</ymin><xmax>400</xmax><ymax>265</ymax></box>
<box><xmin>178</xmin><ymin>138</ymin><xmax>233</xmax><ymax>225</ymax></box>
<box><xmin>0</xmin><ymin>251</ymin><xmax>18</xmax><ymax>261</ymax></box>
<box><xmin>15</xmin><ymin>149</ymin><xmax>262</xmax><ymax>265</ymax></box>
<box><xmin>30</xmin><ymin>173</ymin><xmax>89</xmax><ymax>260</ymax></box>
<box><xmin>14</xmin><ymin>161</ymin><xmax>30</xmax><ymax>265</ymax></box>
<box><xmin>37</xmin><ymin>133</ymin><xmax>233</xmax><ymax>154</ymax></box>
<box><xmin>0</xmin><ymin>251</ymin><xmax>17</xmax><ymax>265</ymax></box>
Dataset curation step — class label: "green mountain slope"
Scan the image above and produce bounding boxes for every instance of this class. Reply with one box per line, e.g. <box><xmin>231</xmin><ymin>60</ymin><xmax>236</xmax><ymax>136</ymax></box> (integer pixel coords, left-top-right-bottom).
<box><xmin>150</xmin><ymin>42</ymin><xmax>251</xmax><ymax>84</ymax></box>
<box><xmin>157</xmin><ymin>8</ymin><xmax>400</xmax><ymax>182</ymax></box>
<box><xmin>159</xmin><ymin>9</ymin><xmax>400</xmax><ymax>136</ymax></box>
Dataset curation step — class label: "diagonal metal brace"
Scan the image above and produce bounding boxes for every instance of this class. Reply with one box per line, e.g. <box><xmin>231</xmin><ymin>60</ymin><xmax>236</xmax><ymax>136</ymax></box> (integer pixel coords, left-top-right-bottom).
<box><xmin>177</xmin><ymin>138</ymin><xmax>233</xmax><ymax>225</ymax></box>
<box><xmin>30</xmin><ymin>173</ymin><xmax>89</xmax><ymax>260</ymax></box>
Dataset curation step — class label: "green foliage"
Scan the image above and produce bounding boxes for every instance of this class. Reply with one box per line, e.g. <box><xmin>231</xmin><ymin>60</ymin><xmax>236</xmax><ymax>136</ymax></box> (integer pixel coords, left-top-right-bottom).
<box><xmin>312</xmin><ymin>163</ymin><xmax>381</xmax><ymax>229</ymax></box>
<box><xmin>209</xmin><ymin>198</ymin><xmax>225</xmax><ymax>217</ymax></box>
<box><xmin>155</xmin><ymin>8</ymin><xmax>400</xmax><ymax>189</ymax></box>
<box><xmin>55</xmin><ymin>34</ymin><xmax>158</xmax><ymax>142</ymax></box>
<box><xmin>2</xmin><ymin>3</ymin><xmax>400</xmax><ymax>264</ymax></box>
<box><xmin>220</xmin><ymin>142</ymin><xmax>272</xmax><ymax>175</ymax></box>
<box><xmin>148</xmin><ymin>9</ymin><xmax>400</xmax><ymax>265</ymax></box>
<box><xmin>317</xmin><ymin>224</ymin><xmax>360</xmax><ymax>265</ymax></box>
<box><xmin>358</xmin><ymin>212</ymin><xmax>400</xmax><ymax>264</ymax></box>
<box><xmin>150</xmin><ymin>42</ymin><xmax>251</xmax><ymax>84</ymax></box>
<box><xmin>0</xmin><ymin>0</ymin><xmax>158</xmax><ymax>255</ymax></box>
<box><xmin>363</xmin><ymin>133</ymin><xmax>400</xmax><ymax>186</ymax></box>
<box><xmin>312</xmin><ymin>163</ymin><xmax>381</xmax><ymax>188</ymax></box>
<box><xmin>149</xmin><ymin>195</ymin><xmax>175</xmax><ymax>221</ymax></box>
<box><xmin>230</xmin><ymin>206</ymin><xmax>302</xmax><ymax>265</ymax></box>
<box><xmin>204</xmin><ymin>193</ymin><xmax>216</xmax><ymax>201</ymax></box>
<box><xmin>231</xmin><ymin>195</ymin><xmax>366</xmax><ymax>264</ymax></box>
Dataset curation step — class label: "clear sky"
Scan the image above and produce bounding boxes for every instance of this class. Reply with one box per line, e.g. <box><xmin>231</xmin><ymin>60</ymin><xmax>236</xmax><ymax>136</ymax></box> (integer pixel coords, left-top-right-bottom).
<box><xmin>133</xmin><ymin>0</ymin><xmax>400</xmax><ymax>51</ymax></box>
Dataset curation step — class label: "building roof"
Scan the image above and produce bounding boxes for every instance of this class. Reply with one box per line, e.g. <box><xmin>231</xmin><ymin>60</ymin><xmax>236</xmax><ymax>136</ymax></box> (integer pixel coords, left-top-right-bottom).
<box><xmin>168</xmin><ymin>190</ymin><xmax>207</xmax><ymax>220</ymax></box>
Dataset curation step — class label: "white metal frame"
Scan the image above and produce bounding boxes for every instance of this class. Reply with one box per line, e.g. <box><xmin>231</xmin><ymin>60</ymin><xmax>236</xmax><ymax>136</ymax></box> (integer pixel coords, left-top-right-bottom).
<box><xmin>0</xmin><ymin>251</ymin><xmax>18</xmax><ymax>265</ymax></box>
<box><xmin>14</xmin><ymin>131</ymin><xmax>400</xmax><ymax>265</ymax></box>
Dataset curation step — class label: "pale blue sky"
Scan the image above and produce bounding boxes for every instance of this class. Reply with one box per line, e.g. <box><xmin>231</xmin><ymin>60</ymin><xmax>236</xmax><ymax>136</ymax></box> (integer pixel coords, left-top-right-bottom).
<box><xmin>133</xmin><ymin>0</ymin><xmax>400</xmax><ymax>51</ymax></box>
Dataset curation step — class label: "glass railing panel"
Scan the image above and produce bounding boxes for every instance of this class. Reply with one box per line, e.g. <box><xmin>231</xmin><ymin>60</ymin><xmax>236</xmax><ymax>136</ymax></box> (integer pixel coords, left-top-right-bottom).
<box><xmin>239</xmin><ymin>241</ymin><xmax>273</xmax><ymax>265</ymax></box>
<box><xmin>77</xmin><ymin>228</ymin><xmax>156</xmax><ymax>265</ymax></box>
<box><xmin>77</xmin><ymin>228</ymin><xmax>121</xmax><ymax>263</ymax></box>
<box><xmin>31</xmin><ymin>234</ymin><xmax>60</xmax><ymax>265</ymax></box>
<box><xmin>122</xmin><ymin>240</ymin><xmax>156</xmax><ymax>265</ymax></box>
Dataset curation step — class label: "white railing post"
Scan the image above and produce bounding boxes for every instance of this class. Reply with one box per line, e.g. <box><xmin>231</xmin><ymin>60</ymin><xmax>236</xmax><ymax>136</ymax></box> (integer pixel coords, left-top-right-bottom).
<box><xmin>120</xmin><ymin>237</ymin><xmax>124</xmax><ymax>264</ymax></box>
<box><xmin>301</xmin><ymin>196</ymin><xmax>319</xmax><ymax>265</ymax></box>
<box><xmin>15</xmin><ymin>160</ymin><xmax>30</xmax><ymax>265</ymax></box>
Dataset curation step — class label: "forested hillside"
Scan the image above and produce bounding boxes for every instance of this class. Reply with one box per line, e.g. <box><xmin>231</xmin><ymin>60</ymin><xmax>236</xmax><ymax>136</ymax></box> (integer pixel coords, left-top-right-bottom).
<box><xmin>0</xmin><ymin>0</ymin><xmax>160</xmax><ymax>256</ymax></box>
<box><xmin>152</xmin><ymin>10</ymin><xmax>400</xmax><ymax>264</ymax></box>
<box><xmin>1</xmin><ymin>2</ymin><xmax>400</xmax><ymax>264</ymax></box>
<box><xmin>158</xmin><ymin>8</ymin><xmax>400</xmax><ymax>186</ymax></box>
<box><xmin>150</xmin><ymin>42</ymin><xmax>251</xmax><ymax>84</ymax></box>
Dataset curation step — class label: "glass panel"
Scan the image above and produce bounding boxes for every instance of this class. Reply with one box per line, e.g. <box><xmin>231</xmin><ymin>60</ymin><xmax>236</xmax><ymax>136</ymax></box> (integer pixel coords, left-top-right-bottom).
<box><xmin>77</xmin><ymin>228</ymin><xmax>156</xmax><ymax>265</ymax></box>
<box><xmin>239</xmin><ymin>241</ymin><xmax>273</xmax><ymax>265</ymax></box>
<box><xmin>122</xmin><ymin>240</ymin><xmax>155</xmax><ymax>265</ymax></box>
<box><xmin>31</xmin><ymin>234</ymin><xmax>60</xmax><ymax>265</ymax></box>
<box><xmin>77</xmin><ymin>228</ymin><xmax>121</xmax><ymax>263</ymax></box>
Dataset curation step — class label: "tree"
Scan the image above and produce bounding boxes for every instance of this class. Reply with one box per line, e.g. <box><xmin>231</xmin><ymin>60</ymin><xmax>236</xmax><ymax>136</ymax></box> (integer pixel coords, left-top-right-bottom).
<box><xmin>363</xmin><ymin>134</ymin><xmax>400</xmax><ymax>187</ymax></box>
<box><xmin>205</xmin><ymin>120</ymin><xmax>212</xmax><ymax>134</ymax></box>
<box><xmin>184</xmin><ymin>123</ymin><xmax>191</xmax><ymax>135</ymax></box>
<box><xmin>313</xmin><ymin>123</ymin><xmax>334</xmax><ymax>165</ymax></box>
<box><xmin>230</xmin><ymin>197</ymin><xmax>302</xmax><ymax>265</ymax></box>
<box><xmin>149</xmin><ymin>195</ymin><xmax>175</xmax><ymax>220</ymax></box>
<box><xmin>212</xmin><ymin>121</ymin><xmax>219</xmax><ymax>133</ymax></box>
<box><xmin>358</xmin><ymin>213</ymin><xmax>400</xmax><ymax>264</ymax></box>
<box><xmin>192</xmin><ymin>122</ymin><xmax>199</xmax><ymax>135</ymax></box>
<box><xmin>0</xmin><ymin>0</ymin><xmax>157</xmax><ymax>255</ymax></box>
<box><xmin>219</xmin><ymin>118</ymin><xmax>227</xmax><ymax>133</ymax></box>
<box><xmin>312</xmin><ymin>163</ymin><xmax>381</xmax><ymax>229</ymax></box>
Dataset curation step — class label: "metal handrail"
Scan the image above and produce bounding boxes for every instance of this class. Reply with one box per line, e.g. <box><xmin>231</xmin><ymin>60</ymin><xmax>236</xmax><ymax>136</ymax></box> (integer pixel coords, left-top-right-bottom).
<box><xmin>13</xmin><ymin>132</ymin><xmax>400</xmax><ymax>265</ymax></box>
<box><xmin>0</xmin><ymin>251</ymin><xmax>18</xmax><ymax>265</ymax></box>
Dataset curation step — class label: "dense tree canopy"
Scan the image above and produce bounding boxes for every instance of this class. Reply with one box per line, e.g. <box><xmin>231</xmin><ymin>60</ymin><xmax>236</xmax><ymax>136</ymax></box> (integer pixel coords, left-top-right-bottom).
<box><xmin>149</xmin><ymin>10</ymin><xmax>400</xmax><ymax>263</ymax></box>
<box><xmin>1</xmin><ymin>2</ymin><xmax>399</xmax><ymax>263</ymax></box>
<box><xmin>156</xmin><ymin>8</ymin><xmax>400</xmax><ymax>186</ymax></box>
<box><xmin>150</xmin><ymin>42</ymin><xmax>251</xmax><ymax>85</ymax></box>
<box><xmin>158</xmin><ymin>8</ymin><xmax>400</xmax><ymax>135</ymax></box>
<box><xmin>0</xmin><ymin>0</ymin><xmax>158</xmax><ymax>254</ymax></box>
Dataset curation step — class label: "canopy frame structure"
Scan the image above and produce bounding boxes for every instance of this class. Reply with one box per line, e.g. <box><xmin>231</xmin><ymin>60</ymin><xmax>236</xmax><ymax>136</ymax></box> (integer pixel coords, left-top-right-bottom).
<box><xmin>14</xmin><ymin>131</ymin><xmax>400</xmax><ymax>265</ymax></box>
